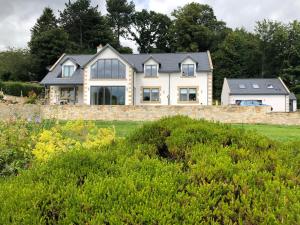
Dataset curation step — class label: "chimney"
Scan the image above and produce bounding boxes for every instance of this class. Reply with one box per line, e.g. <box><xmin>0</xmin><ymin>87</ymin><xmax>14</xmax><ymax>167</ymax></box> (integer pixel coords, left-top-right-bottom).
<box><xmin>97</xmin><ymin>44</ymin><xmax>103</xmax><ymax>53</ymax></box>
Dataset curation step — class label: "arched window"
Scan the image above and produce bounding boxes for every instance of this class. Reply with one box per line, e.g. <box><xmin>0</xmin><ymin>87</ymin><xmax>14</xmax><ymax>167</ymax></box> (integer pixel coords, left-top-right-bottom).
<box><xmin>91</xmin><ymin>59</ymin><xmax>126</xmax><ymax>79</ymax></box>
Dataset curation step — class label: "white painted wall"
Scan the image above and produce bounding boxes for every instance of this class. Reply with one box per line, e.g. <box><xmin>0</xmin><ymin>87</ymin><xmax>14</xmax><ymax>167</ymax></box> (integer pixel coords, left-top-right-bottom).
<box><xmin>228</xmin><ymin>94</ymin><xmax>288</xmax><ymax>112</ymax></box>
<box><xmin>292</xmin><ymin>100</ymin><xmax>297</xmax><ymax>112</ymax></box>
<box><xmin>84</xmin><ymin>47</ymin><xmax>133</xmax><ymax>105</ymax></box>
<box><xmin>221</xmin><ymin>78</ymin><xmax>230</xmax><ymax>105</ymax></box>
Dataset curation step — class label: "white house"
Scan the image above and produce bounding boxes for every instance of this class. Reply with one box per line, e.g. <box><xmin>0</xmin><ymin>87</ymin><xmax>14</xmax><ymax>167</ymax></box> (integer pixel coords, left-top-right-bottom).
<box><xmin>221</xmin><ymin>78</ymin><xmax>297</xmax><ymax>112</ymax></box>
<box><xmin>41</xmin><ymin>44</ymin><xmax>213</xmax><ymax>106</ymax></box>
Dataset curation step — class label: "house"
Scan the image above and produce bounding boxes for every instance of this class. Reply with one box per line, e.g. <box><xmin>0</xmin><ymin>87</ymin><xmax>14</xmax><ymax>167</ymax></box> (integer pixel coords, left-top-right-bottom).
<box><xmin>221</xmin><ymin>78</ymin><xmax>298</xmax><ymax>112</ymax></box>
<box><xmin>41</xmin><ymin>44</ymin><xmax>213</xmax><ymax>106</ymax></box>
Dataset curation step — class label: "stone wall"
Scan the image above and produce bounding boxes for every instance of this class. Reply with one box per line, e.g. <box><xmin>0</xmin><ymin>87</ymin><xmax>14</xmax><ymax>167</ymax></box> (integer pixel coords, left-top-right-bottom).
<box><xmin>0</xmin><ymin>104</ymin><xmax>299</xmax><ymax>125</ymax></box>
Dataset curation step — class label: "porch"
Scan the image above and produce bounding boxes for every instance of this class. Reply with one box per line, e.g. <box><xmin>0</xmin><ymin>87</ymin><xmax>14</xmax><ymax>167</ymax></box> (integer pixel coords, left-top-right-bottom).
<box><xmin>48</xmin><ymin>85</ymin><xmax>83</xmax><ymax>105</ymax></box>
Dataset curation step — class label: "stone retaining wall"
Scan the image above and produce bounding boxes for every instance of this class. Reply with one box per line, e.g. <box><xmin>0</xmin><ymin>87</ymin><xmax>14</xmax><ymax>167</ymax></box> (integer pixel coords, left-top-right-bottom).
<box><xmin>0</xmin><ymin>104</ymin><xmax>299</xmax><ymax>125</ymax></box>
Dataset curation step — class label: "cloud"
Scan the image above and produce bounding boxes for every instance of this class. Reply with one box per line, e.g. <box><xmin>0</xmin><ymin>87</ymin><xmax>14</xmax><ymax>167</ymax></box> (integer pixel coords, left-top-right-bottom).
<box><xmin>1</xmin><ymin>0</ymin><xmax>300</xmax><ymax>51</ymax></box>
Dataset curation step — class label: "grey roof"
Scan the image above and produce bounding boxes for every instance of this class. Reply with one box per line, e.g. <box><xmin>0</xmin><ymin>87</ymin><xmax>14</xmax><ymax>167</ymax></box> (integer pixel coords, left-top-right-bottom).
<box><xmin>40</xmin><ymin>54</ymin><xmax>92</xmax><ymax>85</ymax></box>
<box><xmin>41</xmin><ymin>48</ymin><xmax>212</xmax><ymax>85</ymax></box>
<box><xmin>123</xmin><ymin>52</ymin><xmax>211</xmax><ymax>73</ymax></box>
<box><xmin>290</xmin><ymin>92</ymin><xmax>297</xmax><ymax>100</ymax></box>
<box><xmin>226</xmin><ymin>78</ymin><xmax>290</xmax><ymax>95</ymax></box>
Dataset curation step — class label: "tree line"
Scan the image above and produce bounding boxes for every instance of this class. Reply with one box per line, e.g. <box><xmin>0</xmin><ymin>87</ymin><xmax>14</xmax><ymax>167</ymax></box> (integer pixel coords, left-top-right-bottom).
<box><xmin>0</xmin><ymin>0</ymin><xmax>300</xmax><ymax>99</ymax></box>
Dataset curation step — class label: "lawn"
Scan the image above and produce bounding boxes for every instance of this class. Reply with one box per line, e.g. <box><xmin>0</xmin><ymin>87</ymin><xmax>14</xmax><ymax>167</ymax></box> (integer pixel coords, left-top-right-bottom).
<box><xmin>93</xmin><ymin>120</ymin><xmax>300</xmax><ymax>142</ymax></box>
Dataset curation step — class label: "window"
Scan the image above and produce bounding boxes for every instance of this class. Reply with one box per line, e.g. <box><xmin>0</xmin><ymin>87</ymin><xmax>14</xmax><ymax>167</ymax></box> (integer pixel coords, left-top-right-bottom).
<box><xmin>62</xmin><ymin>65</ymin><xmax>75</xmax><ymax>77</ymax></box>
<box><xmin>60</xmin><ymin>87</ymin><xmax>77</xmax><ymax>103</ymax></box>
<box><xmin>145</xmin><ymin>65</ymin><xmax>157</xmax><ymax>77</ymax></box>
<box><xmin>239</xmin><ymin>84</ymin><xmax>246</xmax><ymax>89</ymax></box>
<box><xmin>90</xmin><ymin>59</ymin><xmax>126</xmax><ymax>79</ymax></box>
<box><xmin>90</xmin><ymin>86</ymin><xmax>125</xmax><ymax>105</ymax></box>
<box><xmin>267</xmin><ymin>84</ymin><xmax>274</xmax><ymax>89</ymax></box>
<box><xmin>179</xmin><ymin>88</ymin><xmax>197</xmax><ymax>101</ymax></box>
<box><xmin>252</xmin><ymin>83</ymin><xmax>260</xmax><ymax>89</ymax></box>
<box><xmin>182</xmin><ymin>64</ymin><xmax>195</xmax><ymax>76</ymax></box>
<box><xmin>143</xmin><ymin>88</ymin><xmax>160</xmax><ymax>102</ymax></box>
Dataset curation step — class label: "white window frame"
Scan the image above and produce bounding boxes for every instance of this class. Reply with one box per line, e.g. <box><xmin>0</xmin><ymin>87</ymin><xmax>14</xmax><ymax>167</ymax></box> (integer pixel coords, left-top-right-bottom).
<box><xmin>145</xmin><ymin>65</ymin><xmax>158</xmax><ymax>77</ymax></box>
<box><xmin>179</xmin><ymin>88</ymin><xmax>197</xmax><ymax>102</ymax></box>
<box><xmin>142</xmin><ymin>87</ymin><xmax>160</xmax><ymax>102</ymax></box>
<box><xmin>62</xmin><ymin>65</ymin><xmax>75</xmax><ymax>77</ymax></box>
<box><xmin>182</xmin><ymin>64</ymin><xmax>195</xmax><ymax>77</ymax></box>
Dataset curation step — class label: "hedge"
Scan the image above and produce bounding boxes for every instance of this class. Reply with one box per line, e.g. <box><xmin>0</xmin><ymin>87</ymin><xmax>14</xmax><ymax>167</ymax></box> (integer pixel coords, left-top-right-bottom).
<box><xmin>0</xmin><ymin>81</ymin><xmax>44</xmax><ymax>97</ymax></box>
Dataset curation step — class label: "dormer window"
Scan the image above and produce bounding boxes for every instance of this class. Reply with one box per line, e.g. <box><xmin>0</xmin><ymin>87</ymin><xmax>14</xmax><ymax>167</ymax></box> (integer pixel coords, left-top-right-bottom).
<box><xmin>62</xmin><ymin>65</ymin><xmax>75</xmax><ymax>77</ymax></box>
<box><xmin>182</xmin><ymin>64</ymin><xmax>195</xmax><ymax>77</ymax></box>
<box><xmin>252</xmin><ymin>83</ymin><xmax>260</xmax><ymax>89</ymax></box>
<box><xmin>145</xmin><ymin>65</ymin><xmax>157</xmax><ymax>77</ymax></box>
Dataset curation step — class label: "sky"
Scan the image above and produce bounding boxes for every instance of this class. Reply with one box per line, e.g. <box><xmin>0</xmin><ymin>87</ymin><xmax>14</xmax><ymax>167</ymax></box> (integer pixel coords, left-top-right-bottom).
<box><xmin>1</xmin><ymin>0</ymin><xmax>300</xmax><ymax>51</ymax></box>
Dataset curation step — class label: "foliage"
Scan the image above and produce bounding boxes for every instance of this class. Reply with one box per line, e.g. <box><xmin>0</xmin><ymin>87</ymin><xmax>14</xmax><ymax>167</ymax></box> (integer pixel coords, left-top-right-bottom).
<box><xmin>0</xmin><ymin>48</ymin><xmax>34</xmax><ymax>81</ymax></box>
<box><xmin>0</xmin><ymin>116</ymin><xmax>299</xmax><ymax>224</ymax></box>
<box><xmin>59</xmin><ymin>0</ymin><xmax>116</xmax><ymax>53</ymax></box>
<box><xmin>212</xmin><ymin>29</ymin><xmax>262</xmax><ymax>98</ymax></box>
<box><xmin>106</xmin><ymin>0</ymin><xmax>135</xmax><ymax>45</ymax></box>
<box><xmin>172</xmin><ymin>3</ymin><xmax>229</xmax><ymax>52</ymax></box>
<box><xmin>128</xmin><ymin>10</ymin><xmax>173</xmax><ymax>53</ymax></box>
<box><xmin>29</xmin><ymin>7</ymin><xmax>71</xmax><ymax>81</ymax></box>
<box><xmin>0</xmin><ymin>81</ymin><xmax>43</xmax><ymax>97</ymax></box>
<box><xmin>32</xmin><ymin>121</ymin><xmax>115</xmax><ymax>162</ymax></box>
<box><xmin>0</xmin><ymin>121</ymin><xmax>37</xmax><ymax>176</ymax></box>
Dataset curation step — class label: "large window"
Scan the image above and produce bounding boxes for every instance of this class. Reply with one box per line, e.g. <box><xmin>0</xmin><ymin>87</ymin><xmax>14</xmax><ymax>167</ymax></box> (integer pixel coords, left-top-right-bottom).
<box><xmin>145</xmin><ymin>65</ymin><xmax>157</xmax><ymax>77</ymax></box>
<box><xmin>62</xmin><ymin>65</ymin><xmax>75</xmax><ymax>77</ymax></box>
<box><xmin>60</xmin><ymin>87</ymin><xmax>77</xmax><ymax>103</ymax></box>
<box><xmin>91</xmin><ymin>59</ymin><xmax>126</xmax><ymax>79</ymax></box>
<box><xmin>142</xmin><ymin>88</ymin><xmax>159</xmax><ymax>102</ymax></box>
<box><xmin>179</xmin><ymin>88</ymin><xmax>197</xmax><ymax>102</ymax></box>
<box><xmin>90</xmin><ymin>86</ymin><xmax>125</xmax><ymax>105</ymax></box>
<box><xmin>182</xmin><ymin>64</ymin><xmax>195</xmax><ymax>77</ymax></box>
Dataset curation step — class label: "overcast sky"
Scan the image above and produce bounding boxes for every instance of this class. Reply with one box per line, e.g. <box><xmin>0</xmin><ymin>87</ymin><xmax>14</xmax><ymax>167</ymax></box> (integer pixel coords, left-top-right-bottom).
<box><xmin>1</xmin><ymin>0</ymin><xmax>300</xmax><ymax>51</ymax></box>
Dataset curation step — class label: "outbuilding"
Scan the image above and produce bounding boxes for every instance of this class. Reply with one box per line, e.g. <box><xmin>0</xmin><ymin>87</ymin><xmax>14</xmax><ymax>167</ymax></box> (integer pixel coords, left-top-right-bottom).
<box><xmin>221</xmin><ymin>78</ymin><xmax>297</xmax><ymax>112</ymax></box>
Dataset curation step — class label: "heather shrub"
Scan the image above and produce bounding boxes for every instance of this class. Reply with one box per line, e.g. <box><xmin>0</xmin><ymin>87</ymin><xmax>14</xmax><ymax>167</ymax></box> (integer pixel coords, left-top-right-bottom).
<box><xmin>0</xmin><ymin>116</ymin><xmax>299</xmax><ymax>224</ymax></box>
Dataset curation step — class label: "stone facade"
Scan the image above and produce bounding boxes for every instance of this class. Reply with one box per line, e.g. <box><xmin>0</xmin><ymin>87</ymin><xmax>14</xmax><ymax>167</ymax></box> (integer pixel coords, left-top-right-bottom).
<box><xmin>0</xmin><ymin>104</ymin><xmax>299</xmax><ymax>125</ymax></box>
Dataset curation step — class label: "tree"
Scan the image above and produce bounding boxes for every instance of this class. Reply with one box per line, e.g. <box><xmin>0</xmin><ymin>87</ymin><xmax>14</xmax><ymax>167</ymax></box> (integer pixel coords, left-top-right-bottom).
<box><xmin>29</xmin><ymin>7</ymin><xmax>71</xmax><ymax>81</ymax></box>
<box><xmin>213</xmin><ymin>29</ymin><xmax>262</xmax><ymax>99</ymax></box>
<box><xmin>127</xmin><ymin>10</ymin><xmax>173</xmax><ymax>53</ymax></box>
<box><xmin>59</xmin><ymin>0</ymin><xmax>116</xmax><ymax>52</ymax></box>
<box><xmin>0</xmin><ymin>48</ymin><xmax>33</xmax><ymax>81</ymax></box>
<box><xmin>172</xmin><ymin>3</ymin><xmax>229</xmax><ymax>52</ymax></box>
<box><xmin>106</xmin><ymin>0</ymin><xmax>135</xmax><ymax>46</ymax></box>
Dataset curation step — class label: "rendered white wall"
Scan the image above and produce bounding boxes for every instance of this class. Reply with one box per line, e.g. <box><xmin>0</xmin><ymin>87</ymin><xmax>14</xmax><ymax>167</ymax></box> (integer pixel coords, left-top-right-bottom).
<box><xmin>228</xmin><ymin>94</ymin><xmax>287</xmax><ymax>112</ymax></box>
<box><xmin>221</xmin><ymin>79</ymin><xmax>230</xmax><ymax>105</ymax></box>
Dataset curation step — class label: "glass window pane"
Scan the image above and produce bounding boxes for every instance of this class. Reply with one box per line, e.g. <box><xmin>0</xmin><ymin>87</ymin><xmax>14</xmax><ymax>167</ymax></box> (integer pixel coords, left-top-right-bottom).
<box><xmin>91</xmin><ymin>62</ymin><xmax>97</xmax><ymax>79</ymax></box>
<box><xmin>151</xmin><ymin>88</ymin><xmax>159</xmax><ymax>101</ymax></box>
<box><xmin>189</xmin><ymin>88</ymin><xmax>197</xmax><ymax>101</ymax></box>
<box><xmin>145</xmin><ymin>65</ymin><xmax>152</xmax><ymax>76</ymax></box>
<box><xmin>116</xmin><ymin>87</ymin><xmax>125</xmax><ymax>105</ymax></box>
<box><xmin>104</xmin><ymin>60</ymin><xmax>112</xmax><ymax>78</ymax></box>
<box><xmin>111</xmin><ymin>87</ymin><xmax>118</xmax><ymax>104</ymax></box>
<box><xmin>112</xmin><ymin>59</ymin><xmax>119</xmax><ymax>79</ymax></box>
<box><xmin>151</xmin><ymin>65</ymin><xmax>157</xmax><ymax>76</ymax></box>
<box><xmin>188</xmin><ymin>65</ymin><xmax>194</xmax><ymax>76</ymax></box>
<box><xmin>143</xmin><ymin>88</ymin><xmax>150</xmax><ymax>101</ymax></box>
<box><xmin>119</xmin><ymin>61</ymin><xmax>126</xmax><ymax>79</ymax></box>
<box><xmin>98</xmin><ymin>60</ymin><xmax>104</xmax><ymax>78</ymax></box>
<box><xmin>104</xmin><ymin>87</ymin><xmax>111</xmax><ymax>104</ymax></box>
<box><xmin>180</xmin><ymin>88</ymin><xmax>188</xmax><ymax>101</ymax></box>
<box><xmin>182</xmin><ymin>65</ymin><xmax>188</xmax><ymax>76</ymax></box>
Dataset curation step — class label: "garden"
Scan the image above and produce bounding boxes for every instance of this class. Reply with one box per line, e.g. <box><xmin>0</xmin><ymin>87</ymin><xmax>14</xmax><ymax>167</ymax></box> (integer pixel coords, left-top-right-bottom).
<box><xmin>0</xmin><ymin>117</ymin><xmax>299</xmax><ymax>224</ymax></box>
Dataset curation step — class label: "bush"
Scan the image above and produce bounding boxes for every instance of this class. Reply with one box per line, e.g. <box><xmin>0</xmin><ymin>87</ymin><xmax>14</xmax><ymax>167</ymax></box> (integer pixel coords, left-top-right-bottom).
<box><xmin>0</xmin><ymin>117</ymin><xmax>299</xmax><ymax>224</ymax></box>
<box><xmin>0</xmin><ymin>81</ymin><xmax>43</xmax><ymax>97</ymax></box>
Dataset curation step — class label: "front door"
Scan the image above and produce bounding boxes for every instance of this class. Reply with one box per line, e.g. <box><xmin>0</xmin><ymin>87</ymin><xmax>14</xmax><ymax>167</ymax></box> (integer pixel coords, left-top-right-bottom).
<box><xmin>90</xmin><ymin>86</ymin><xmax>125</xmax><ymax>105</ymax></box>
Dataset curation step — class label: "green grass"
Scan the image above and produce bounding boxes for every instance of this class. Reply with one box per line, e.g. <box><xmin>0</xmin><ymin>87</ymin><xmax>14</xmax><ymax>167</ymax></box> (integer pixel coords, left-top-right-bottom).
<box><xmin>233</xmin><ymin>124</ymin><xmax>300</xmax><ymax>142</ymax></box>
<box><xmin>91</xmin><ymin>120</ymin><xmax>300</xmax><ymax>142</ymax></box>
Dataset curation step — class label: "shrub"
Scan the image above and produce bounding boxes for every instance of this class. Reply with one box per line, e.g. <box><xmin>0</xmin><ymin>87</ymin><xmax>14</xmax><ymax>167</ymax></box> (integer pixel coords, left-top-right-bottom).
<box><xmin>0</xmin><ymin>81</ymin><xmax>43</xmax><ymax>97</ymax></box>
<box><xmin>0</xmin><ymin>117</ymin><xmax>299</xmax><ymax>224</ymax></box>
<box><xmin>32</xmin><ymin>121</ymin><xmax>115</xmax><ymax>162</ymax></box>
